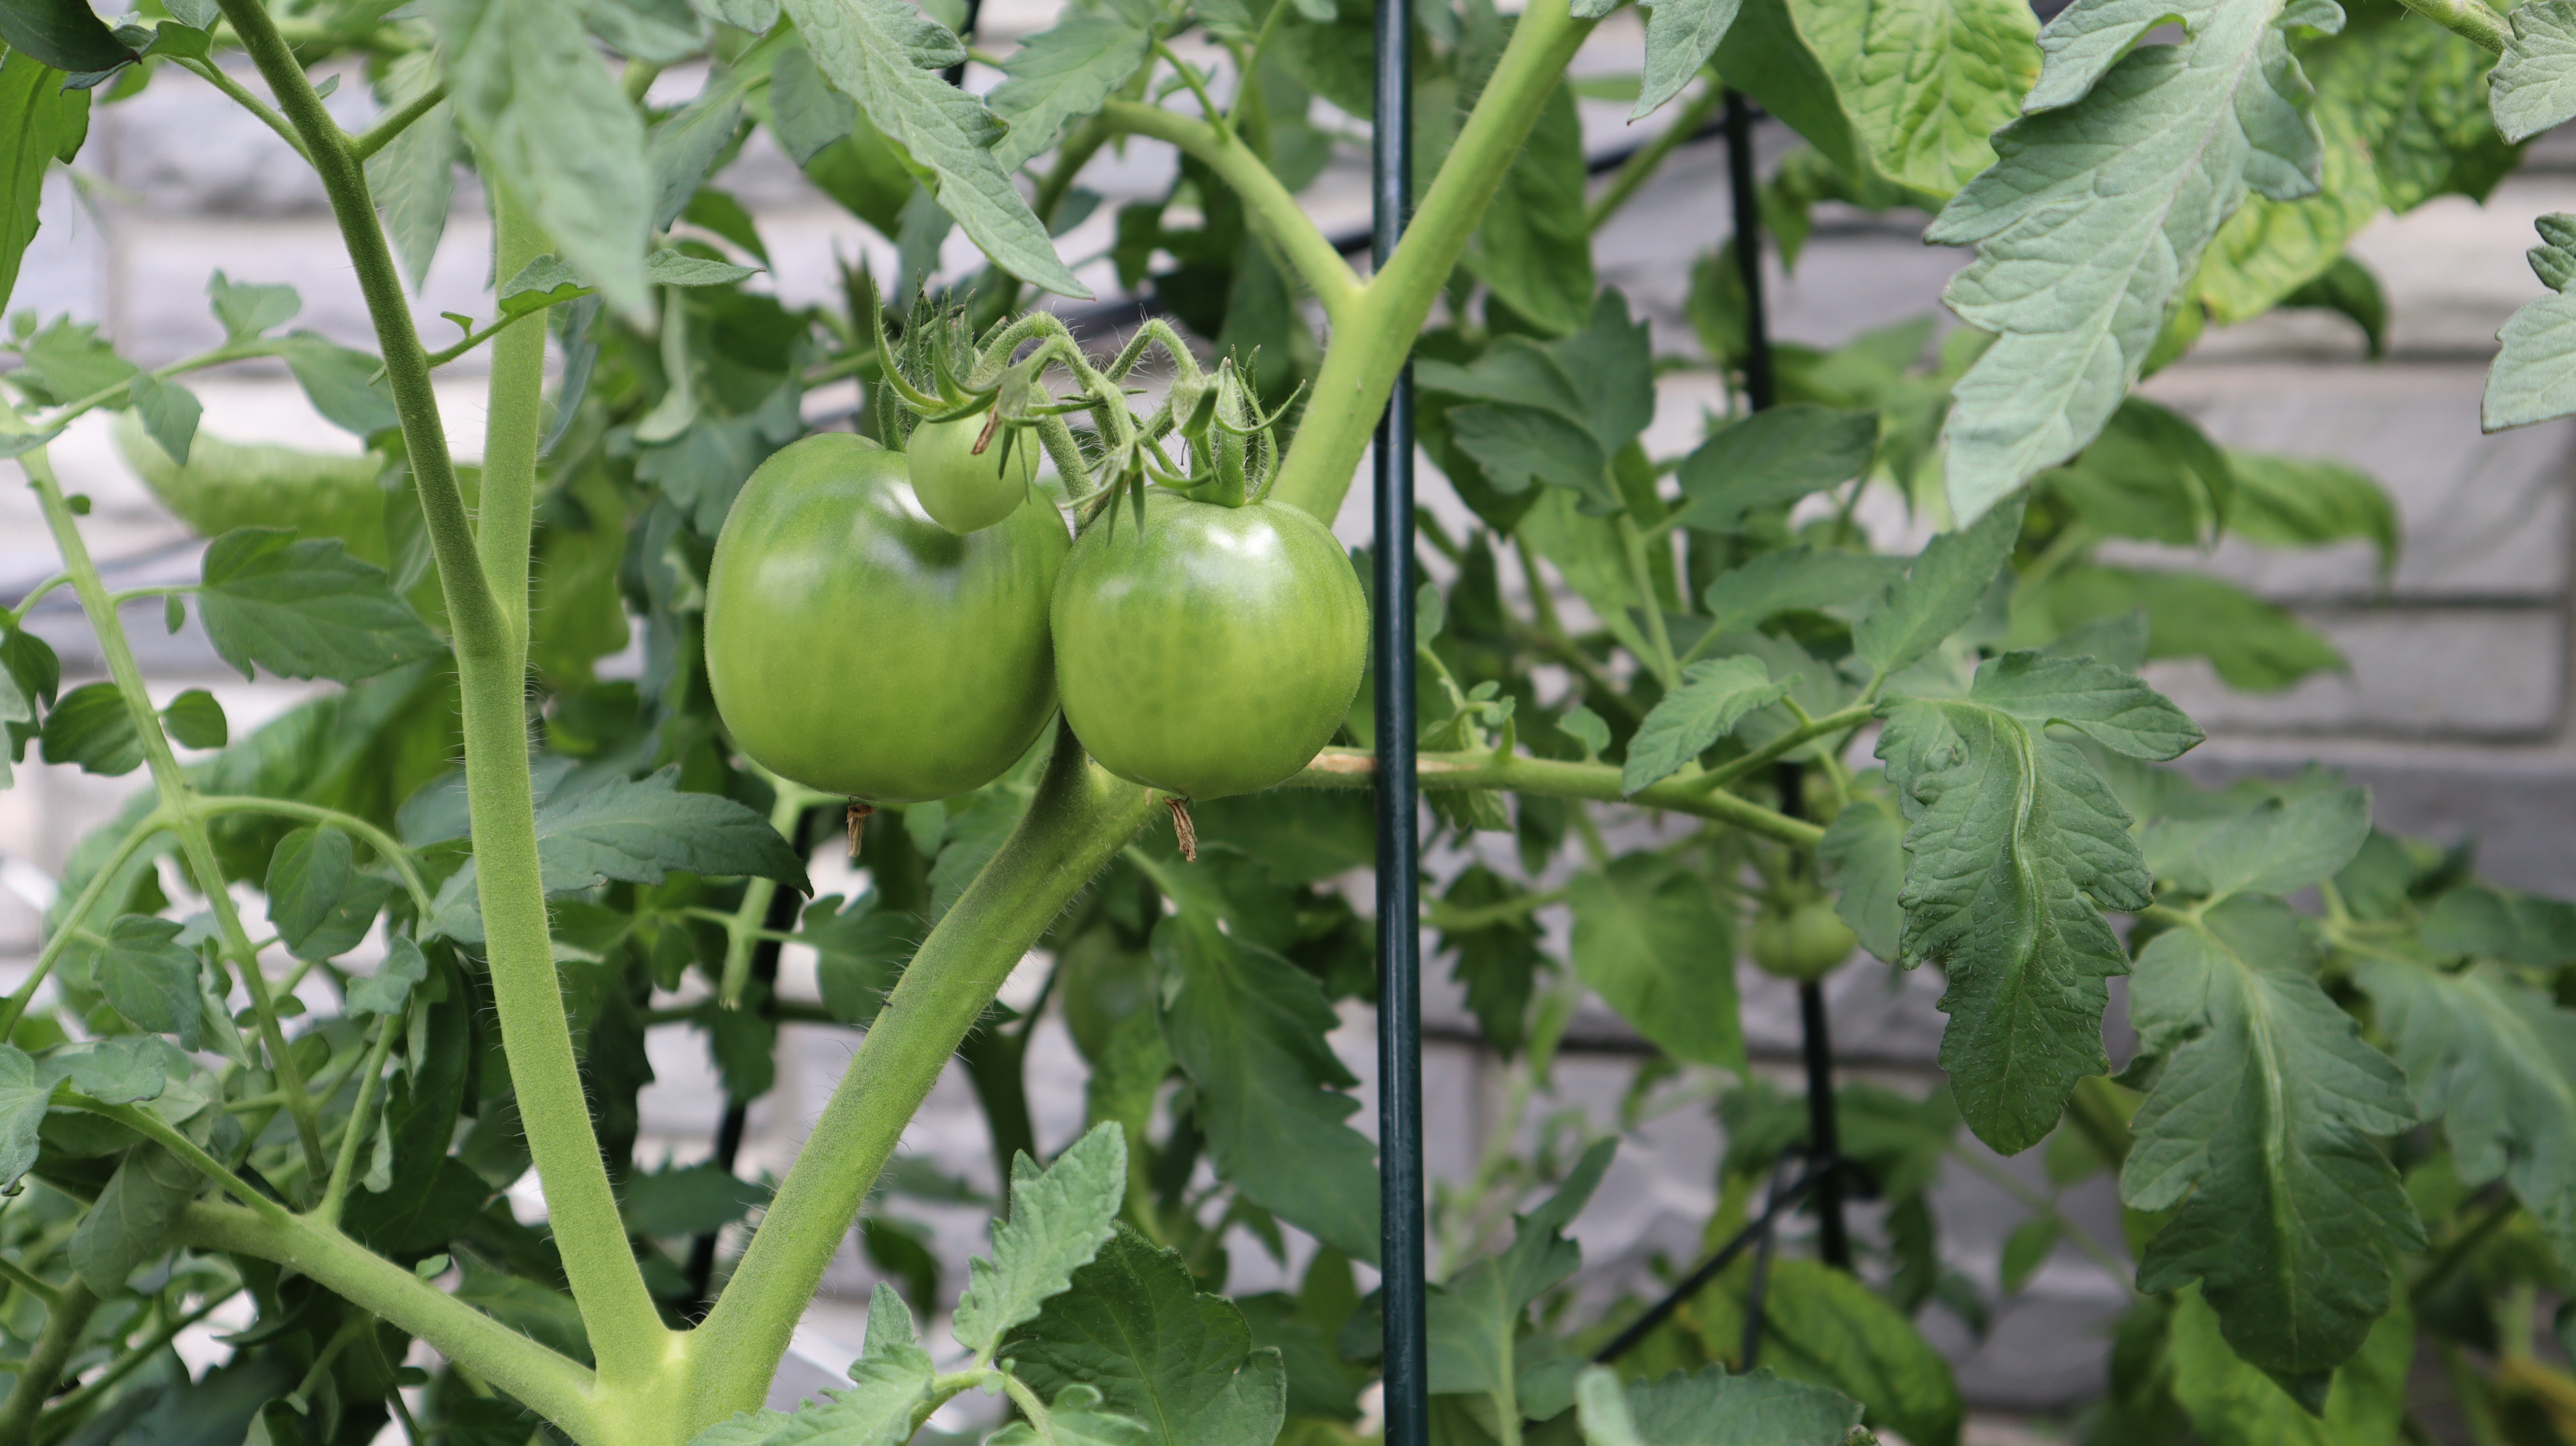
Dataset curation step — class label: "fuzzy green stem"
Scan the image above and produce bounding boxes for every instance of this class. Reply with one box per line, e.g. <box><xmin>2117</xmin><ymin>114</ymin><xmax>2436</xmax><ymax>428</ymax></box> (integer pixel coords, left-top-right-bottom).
<box><xmin>0</xmin><ymin>1250</ymin><xmax>58</xmax><ymax>1306</ymax></box>
<box><xmin>1296</xmin><ymin>746</ymin><xmax>1824</xmax><ymax>848</ymax></box>
<box><xmin>0</xmin><ymin>805</ymin><xmax>171</xmax><ymax>1042</ymax></box>
<box><xmin>319</xmin><ymin>1009</ymin><xmax>405</xmax><ymax>1224</ymax></box>
<box><xmin>16</xmin><ymin>437</ymin><xmax>330</xmax><ymax>1185</ymax></box>
<box><xmin>31</xmin><ymin>1291</ymin><xmax>235</xmax><ymax>1444</ymax></box>
<box><xmin>174</xmin><ymin>1201</ymin><xmax>605</xmax><ymax>1440</ymax></box>
<box><xmin>1264</xmin><ymin>0</ymin><xmax>1596</xmax><ymax>521</ymax></box>
<box><xmin>2393</xmin><ymin>0</ymin><xmax>2508</xmax><ymax>51</ymax></box>
<box><xmin>0</xmin><ymin>1279</ymin><xmax>97</xmax><ymax>1445</ymax></box>
<box><xmin>717</xmin><ymin>783</ymin><xmax>812</xmax><ymax>1007</ymax></box>
<box><xmin>479</xmin><ymin>184</ymin><xmax>549</xmax><ymax>661</ymax></box>
<box><xmin>174</xmin><ymin>57</ymin><xmax>311</xmax><ymax>163</ymax></box>
<box><xmin>211</xmin><ymin>0</ymin><xmax>666</xmax><ymax>1388</ymax></box>
<box><xmin>189</xmin><ymin>796</ymin><xmax>433</xmax><ymax>919</ymax></box>
<box><xmin>1680</xmin><ymin>703</ymin><xmax>1876</xmax><ymax>793</ymax></box>
<box><xmin>691</xmin><ymin>727</ymin><xmax>1155</xmax><ymax>1425</ymax></box>
<box><xmin>1616</xmin><ymin>514</ymin><xmax>1682</xmax><ymax>689</ymax></box>
<box><xmin>349</xmin><ymin>80</ymin><xmax>447</xmax><ymax>162</ymax></box>
<box><xmin>1099</xmin><ymin>101</ymin><xmax>1361</xmax><ymax>319</ymax></box>
<box><xmin>1588</xmin><ymin>74</ymin><xmax>1723</xmax><ymax>233</ymax></box>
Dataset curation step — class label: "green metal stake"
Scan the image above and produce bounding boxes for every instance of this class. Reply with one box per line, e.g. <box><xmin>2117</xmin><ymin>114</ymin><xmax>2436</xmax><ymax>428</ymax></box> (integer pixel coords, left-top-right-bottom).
<box><xmin>1374</xmin><ymin>0</ymin><xmax>1428</xmax><ymax>1440</ymax></box>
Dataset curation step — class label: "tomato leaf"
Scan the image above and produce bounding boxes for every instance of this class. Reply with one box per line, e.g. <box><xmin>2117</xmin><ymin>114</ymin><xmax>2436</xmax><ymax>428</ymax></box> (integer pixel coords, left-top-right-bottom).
<box><xmin>0</xmin><ymin>1045</ymin><xmax>52</xmax><ymax>1191</ymax></box>
<box><xmin>1631</xmin><ymin>0</ymin><xmax>1744</xmax><ymax>120</ymax></box>
<box><xmin>1620</xmin><ymin>654</ymin><xmax>1789</xmax><ymax>794</ymax></box>
<box><xmin>1819</xmin><ymin>791</ymin><xmax>1906</xmax><ymax>962</ymax></box>
<box><xmin>2142</xmin><ymin>787</ymin><xmax>2372</xmax><ymax>902</ymax></box>
<box><xmin>39</xmin><ymin>681</ymin><xmax>142</xmax><ymax>776</ymax></box>
<box><xmin>951</xmin><ymin>1122</ymin><xmax>1128</xmax><ymax>1358</ymax></box>
<box><xmin>1426</xmin><ymin>1140</ymin><xmax>1614</xmax><ymax>1416</ymax></box>
<box><xmin>347</xmin><ymin>936</ymin><xmax>428</xmax><ymax>1016</ymax></box>
<box><xmin>766</xmin><ymin>39</ymin><xmax>857</xmax><ymax>165</ymax></box>
<box><xmin>91</xmin><ymin>914</ymin><xmax>205</xmax><ymax>1049</ymax></box>
<box><xmin>2354</xmin><ymin>957</ymin><xmax>2576</xmax><ymax>1273</ymax></box>
<box><xmin>693</xmin><ymin>1285</ymin><xmax>935</xmax><ymax>1446</ymax></box>
<box><xmin>2419</xmin><ymin>885</ymin><xmax>2576</xmax><ymax>966</ymax></box>
<box><xmin>620</xmin><ymin>1160</ymin><xmax>768</xmax><ymax>1237</ymax></box>
<box><xmin>264</xmin><ymin>332</ymin><xmax>401</xmax><ymax>436</ymax></box>
<box><xmin>799</xmin><ymin>892</ymin><xmax>912</xmax><ymax>1024</ymax></box>
<box><xmin>1876</xmin><ymin>652</ymin><xmax>2197</xmax><ymax>1151</ymax></box>
<box><xmin>2485</xmin><ymin>213</ymin><xmax>2576</xmax><ymax>428</ymax></box>
<box><xmin>0</xmin><ymin>0</ymin><xmax>137</xmax><ymax>77</ymax></box>
<box><xmin>1799</xmin><ymin>0</ymin><xmax>2039</xmax><ymax>198</ymax></box>
<box><xmin>1701</xmin><ymin>547</ymin><xmax>1907</xmax><ymax>635</ymax></box>
<box><xmin>2494</xmin><ymin>0</ymin><xmax>2576</xmax><ymax>143</ymax></box>
<box><xmin>1154</xmin><ymin>908</ymin><xmax>1381</xmax><ymax>1263</ymax></box>
<box><xmin>1470</xmin><ymin>80</ymin><xmax>1593</xmax><ymax>336</ymax></box>
<box><xmin>988</xmin><ymin>12</ymin><xmax>1151</xmax><ymax>171</ymax></box>
<box><xmin>365</xmin><ymin>51</ymin><xmax>459</xmax><ymax>294</ymax></box>
<box><xmin>2166</xmin><ymin>1287</ymin><xmax>2411</xmax><ymax>1445</ymax></box>
<box><xmin>431</xmin><ymin>0</ymin><xmax>653</xmax><ymax>317</ymax></box>
<box><xmin>1573</xmin><ymin>1362</ymin><xmax>1864</xmax><ymax>1446</ymax></box>
<box><xmin>430</xmin><ymin>768</ymin><xmax>809</xmax><ymax>940</ymax></box>
<box><xmin>2222</xmin><ymin>448</ymin><xmax>2398</xmax><ymax>578</ymax></box>
<box><xmin>784</xmin><ymin>0</ymin><xmax>1088</xmax><ymax>297</ymax></box>
<box><xmin>1928</xmin><ymin>0</ymin><xmax>2328</xmax><ymax>519</ymax></box>
<box><xmin>1005</xmin><ymin>1228</ymin><xmax>1290</xmax><ymax>1446</ymax></box>
<box><xmin>1852</xmin><ymin>495</ymin><xmax>2023</xmax><ymax>679</ymax></box>
<box><xmin>1683</xmin><ymin>1255</ymin><xmax>1963</xmax><ymax>1446</ymax></box>
<box><xmin>2019</xmin><ymin>564</ymin><xmax>2345</xmax><ymax>692</ymax></box>
<box><xmin>1568</xmin><ymin>854</ymin><xmax>1744</xmax><ymax>1072</ymax></box>
<box><xmin>1666</xmin><ymin>405</ymin><xmax>1881</xmax><ymax>535</ymax></box>
<box><xmin>206</xmin><ymin>270</ymin><xmax>300</xmax><ymax>340</ymax></box>
<box><xmin>2125</xmin><ymin>897</ymin><xmax>2424</xmax><ymax>1383</ymax></box>
<box><xmin>0</xmin><ymin>51</ymin><xmax>90</xmax><ymax>315</ymax></box>
<box><xmin>197</xmin><ymin>528</ymin><xmax>444</xmax><ymax>683</ymax></box>
<box><xmin>578</xmin><ymin>0</ymin><xmax>708</xmax><ymax>62</ymax></box>
<box><xmin>70</xmin><ymin>1143</ymin><xmax>200</xmax><ymax>1297</ymax></box>
<box><xmin>647</xmin><ymin>76</ymin><xmax>746</xmax><ymax>231</ymax></box>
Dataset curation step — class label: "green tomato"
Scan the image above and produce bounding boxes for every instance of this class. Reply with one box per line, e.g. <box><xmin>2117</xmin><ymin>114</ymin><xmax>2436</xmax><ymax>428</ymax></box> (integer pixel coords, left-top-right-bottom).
<box><xmin>907</xmin><ymin>412</ymin><xmax>1040</xmax><ymax>535</ymax></box>
<box><xmin>705</xmin><ymin>433</ymin><xmax>1069</xmax><ymax>804</ymax></box>
<box><xmin>1749</xmin><ymin>899</ymin><xmax>1858</xmax><ymax>982</ymax></box>
<box><xmin>1051</xmin><ymin>489</ymin><xmax>1367</xmax><ymax>800</ymax></box>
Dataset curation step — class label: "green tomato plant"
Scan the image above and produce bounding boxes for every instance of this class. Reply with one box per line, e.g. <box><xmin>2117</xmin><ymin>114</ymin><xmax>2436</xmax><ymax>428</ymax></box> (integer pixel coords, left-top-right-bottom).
<box><xmin>0</xmin><ymin>0</ymin><xmax>2571</xmax><ymax>1442</ymax></box>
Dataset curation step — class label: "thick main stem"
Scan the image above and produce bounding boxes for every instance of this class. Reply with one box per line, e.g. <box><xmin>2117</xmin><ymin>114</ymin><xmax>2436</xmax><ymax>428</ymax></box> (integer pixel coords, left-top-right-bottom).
<box><xmin>1267</xmin><ymin>0</ymin><xmax>1596</xmax><ymax>522</ymax></box>
<box><xmin>210</xmin><ymin>0</ymin><xmax>667</xmax><ymax>1385</ymax></box>
<box><xmin>691</xmin><ymin>728</ymin><xmax>1154</xmax><ymax>1425</ymax></box>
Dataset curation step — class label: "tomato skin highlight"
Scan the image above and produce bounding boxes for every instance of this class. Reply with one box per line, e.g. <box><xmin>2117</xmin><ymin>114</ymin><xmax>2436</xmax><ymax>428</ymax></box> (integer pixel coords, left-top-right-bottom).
<box><xmin>1051</xmin><ymin>489</ymin><xmax>1367</xmax><ymax>800</ymax></box>
<box><xmin>705</xmin><ymin>433</ymin><xmax>1069</xmax><ymax>804</ymax></box>
<box><xmin>908</xmin><ymin>413</ymin><xmax>1040</xmax><ymax>534</ymax></box>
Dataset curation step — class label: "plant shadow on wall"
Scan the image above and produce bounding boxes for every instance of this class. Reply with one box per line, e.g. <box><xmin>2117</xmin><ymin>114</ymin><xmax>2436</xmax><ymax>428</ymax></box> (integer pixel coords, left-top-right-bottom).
<box><xmin>0</xmin><ymin>0</ymin><xmax>2572</xmax><ymax>1441</ymax></box>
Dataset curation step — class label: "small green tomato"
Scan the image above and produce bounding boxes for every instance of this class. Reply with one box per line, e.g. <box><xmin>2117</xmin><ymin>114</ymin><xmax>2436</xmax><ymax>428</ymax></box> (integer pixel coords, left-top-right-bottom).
<box><xmin>908</xmin><ymin>412</ymin><xmax>1040</xmax><ymax>535</ymax></box>
<box><xmin>1749</xmin><ymin>899</ymin><xmax>1858</xmax><ymax>982</ymax></box>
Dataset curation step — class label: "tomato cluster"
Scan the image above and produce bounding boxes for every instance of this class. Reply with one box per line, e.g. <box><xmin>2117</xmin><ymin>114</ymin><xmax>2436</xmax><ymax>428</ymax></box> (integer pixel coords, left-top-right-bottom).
<box><xmin>706</xmin><ymin>422</ymin><xmax>1366</xmax><ymax>810</ymax></box>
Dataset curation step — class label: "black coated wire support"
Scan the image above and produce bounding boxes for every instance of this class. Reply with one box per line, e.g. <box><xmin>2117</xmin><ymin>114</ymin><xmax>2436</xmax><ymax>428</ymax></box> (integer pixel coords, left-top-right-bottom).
<box><xmin>1592</xmin><ymin>1154</ymin><xmax>1847</xmax><ymax>1364</ymax></box>
<box><xmin>1372</xmin><ymin>0</ymin><xmax>1429</xmax><ymax>1441</ymax></box>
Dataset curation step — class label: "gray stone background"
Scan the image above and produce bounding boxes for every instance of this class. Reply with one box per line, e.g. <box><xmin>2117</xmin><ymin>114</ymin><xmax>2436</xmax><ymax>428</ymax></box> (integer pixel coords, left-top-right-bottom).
<box><xmin>3</xmin><ymin>8</ymin><xmax>2571</xmax><ymax>1442</ymax></box>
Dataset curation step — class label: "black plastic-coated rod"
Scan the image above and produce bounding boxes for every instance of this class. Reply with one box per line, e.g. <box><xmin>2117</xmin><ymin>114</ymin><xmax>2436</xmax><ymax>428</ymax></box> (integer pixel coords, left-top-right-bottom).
<box><xmin>1800</xmin><ymin>980</ymin><xmax>1853</xmax><ymax>1270</ymax></box>
<box><xmin>1724</xmin><ymin>85</ymin><xmax>1850</xmax><ymax>1274</ymax></box>
<box><xmin>1722</xmin><ymin>89</ymin><xmax>1776</xmax><ymax>413</ymax></box>
<box><xmin>1372</xmin><ymin>0</ymin><xmax>1427</xmax><ymax>1440</ymax></box>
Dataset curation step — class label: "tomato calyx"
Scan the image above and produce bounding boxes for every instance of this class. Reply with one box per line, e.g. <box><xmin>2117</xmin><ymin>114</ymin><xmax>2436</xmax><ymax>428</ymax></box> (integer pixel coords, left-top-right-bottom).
<box><xmin>1166</xmin><ymin>796</ymin><xmax>1199</xmax><ymax>862</ymax></box>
